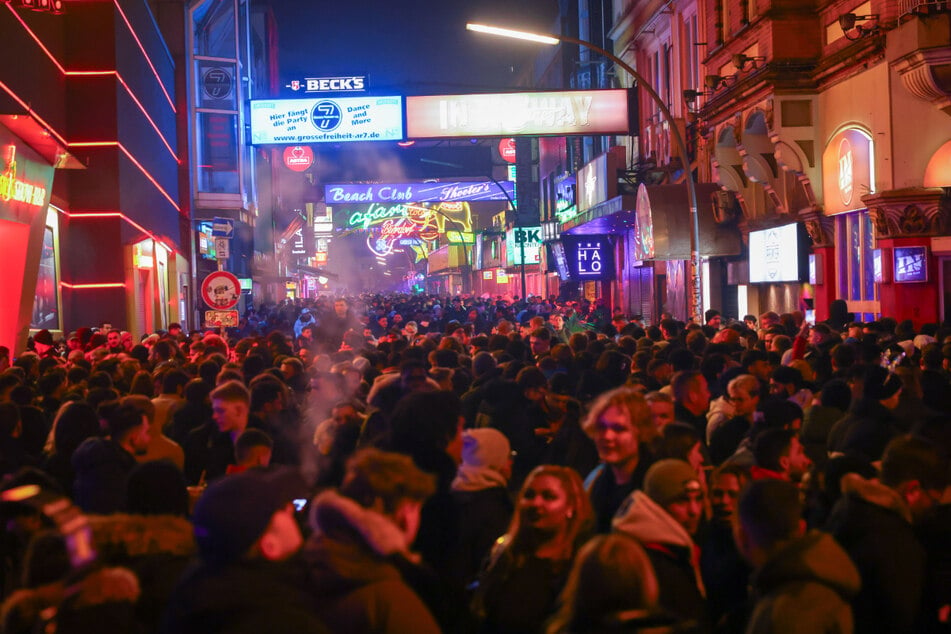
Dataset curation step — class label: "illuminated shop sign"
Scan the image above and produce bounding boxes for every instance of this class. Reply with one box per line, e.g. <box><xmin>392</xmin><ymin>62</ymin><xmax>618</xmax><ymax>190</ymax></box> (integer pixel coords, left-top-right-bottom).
<box><xmin>822</xmin><ymin>128</ymin><xmax>873</xmax><ymax>215</ymax></box>
<box><xmin>506</xmin><ymin>226</ymin><xmax>542</xmax><ymax>265</ymax></box>
<box><xmin>406</xmin><ymin>89</ymin><xmax>630</xmax><ymax>138</ymax></box>
<box><xmin>325</xmin><ymin>180</ymin><xmax>514</xmax><ymax>204</ymax></box>
<box><xmin>250</xmin><ymin>96</ymin><xmax>403</xmax><ymax>145</ymax></box>
<box><xmin>0</xmin><ymin>146</ymin><xmax>48</xmax><ymax>208</ymax></box>
<box><xmin>285</xmin><ymin>75</ymin><xmax>368</xmax><ymax>93</ymax></box>
<box><xmin>343</xmin><ymin>201</ymin><xmax>473</xmax><ymax>233</ymax></box>
<box><xmin>894</xmin><ymin>246</ymin><xmax>928</xmax><ymax>283</ymax></box>
<box><xmin>563</xmin><ymin>235</ymin><xmax>616</xmax><ymax>281</ymax></box>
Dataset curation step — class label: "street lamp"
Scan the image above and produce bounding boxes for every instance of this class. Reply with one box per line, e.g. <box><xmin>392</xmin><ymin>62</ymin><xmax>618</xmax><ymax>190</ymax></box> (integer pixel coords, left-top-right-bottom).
<box><xmin>467</xmin><ymin>22</ymin><xmax>704</xmax><ymax>324</ymax></box>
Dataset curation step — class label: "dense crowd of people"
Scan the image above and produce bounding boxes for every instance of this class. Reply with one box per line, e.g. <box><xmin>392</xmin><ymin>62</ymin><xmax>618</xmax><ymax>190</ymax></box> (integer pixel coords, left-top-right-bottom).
<box><xmin>0</xmin><ymin>292</ymin><xmax>950</xmax><ymax>633</ymax></box>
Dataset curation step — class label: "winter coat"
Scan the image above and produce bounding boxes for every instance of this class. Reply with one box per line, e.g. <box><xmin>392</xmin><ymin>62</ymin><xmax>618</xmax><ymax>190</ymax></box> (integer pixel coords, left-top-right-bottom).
<box><xmin>303</xmin><ymin>490</ymin><xmax>441</xmax><ymax>634</ymax></box>
<box><xmin>87</xmin><ymin>513</ymin><xmax>196</xmax><ymax>633</ymax></box>
<box><xmin>825</xmin><ymin>474</ymin><xmax>926</xmax><ymax>634</ymax></box>
<box><xmin>613</xmin><ymin>491</ymin><xmax>709</xmax><ymax>632</ymax></box>
<box><xmin>1</xmin><ymin>567</ymin><xmax>141</xmax><ymax>634</ymax></box>
<box><xmin>161</xmin><ymin>557</ymin><xmax>326</xmax><ymax>634</ymax></box>
<box><xmin>71</xmin><ymin>437</ymin><xmax>137</xmax><ymax>514</ymax></box>
<box><xmin>448</xmin><ymin>486</ymin><xmax>513</xmax><ymax>588</ymax></box>
<box><xmin>826</xmin><ymin>401</ymin><xmax>900</xmax><ymax>462</ymax></box>
<box><xmin>745</xmin><ymin>531</ymin><xmax>860</xmax><ymax>634</ymax></box>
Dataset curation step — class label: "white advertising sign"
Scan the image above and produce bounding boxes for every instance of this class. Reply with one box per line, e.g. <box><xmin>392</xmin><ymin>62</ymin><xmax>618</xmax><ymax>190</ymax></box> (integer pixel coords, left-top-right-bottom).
<box><xmin>250</xmin><ymin>96</ymin><xmax>403</xmax><ymax>145</ymax></box>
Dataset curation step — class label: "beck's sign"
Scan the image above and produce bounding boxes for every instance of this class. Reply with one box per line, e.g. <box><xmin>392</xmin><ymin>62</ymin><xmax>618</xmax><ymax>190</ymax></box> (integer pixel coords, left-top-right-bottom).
<box><xmin>285</xmin><ymin>76</ymin><xmax>367</xmax><ymax>93</ymax></box>
<box><xmin>325</xmin><ymin>180</ymin><xmax>514</xmax><ymax>204</ymax></box>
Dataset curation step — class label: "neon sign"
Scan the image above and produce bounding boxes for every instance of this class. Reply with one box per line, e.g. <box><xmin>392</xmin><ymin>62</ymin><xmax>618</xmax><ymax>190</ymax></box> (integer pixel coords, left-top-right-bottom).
<box><xmin>326</xmin><ymin>180</ymin><xmax>514</xmax><ymax>203</ymax></box>
<box><xmin>0</xmin><ymin>146</ymin><xmax>47</xmax><ymax>207</ymax></box>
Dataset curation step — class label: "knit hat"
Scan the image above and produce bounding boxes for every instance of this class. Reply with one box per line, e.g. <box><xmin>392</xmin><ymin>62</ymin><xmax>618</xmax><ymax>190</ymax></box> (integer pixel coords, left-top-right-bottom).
<box><xmin>461</xmin><ymin>428</ymin><xmax>511</xmax><ymax>472</ymax></box>
<box><xmin>644</xmin><ymin>459</ymin><xmax>701</xmax><ymax>507</ymax></box>
<box><xmin>192</xmin><ymin>467</ymin><xmax>306</xmax><ymax>566</ymax></box>
<box><xmin>33</xmin><ymin>330</ymin><xmax>53</xmax><ymax>346</ymax></box>
<box><xmin>863</xmin><ymin>366</ymin><xmax>902</xmax><ymax>401</ymax></box>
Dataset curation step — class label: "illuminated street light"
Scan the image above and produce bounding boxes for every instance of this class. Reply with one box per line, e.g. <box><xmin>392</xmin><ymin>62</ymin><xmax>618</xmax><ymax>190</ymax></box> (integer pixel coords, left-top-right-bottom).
<box><xmin>467</xmin><ymin>22</ymin><xmax>704</xmax><ymax>323</ymax></box>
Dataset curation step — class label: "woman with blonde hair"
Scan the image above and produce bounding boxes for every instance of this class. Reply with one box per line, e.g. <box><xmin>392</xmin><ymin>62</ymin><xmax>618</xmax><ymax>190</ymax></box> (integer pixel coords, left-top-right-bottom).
<box><xmin>548</xmin><ymin>532</ymin><xmax>675</xmax><ymax>633</ymax></box>
<box><xmin>472</xmin><ymin>465</ymin><xmax>594</xmax><ymax>633</ymax></box>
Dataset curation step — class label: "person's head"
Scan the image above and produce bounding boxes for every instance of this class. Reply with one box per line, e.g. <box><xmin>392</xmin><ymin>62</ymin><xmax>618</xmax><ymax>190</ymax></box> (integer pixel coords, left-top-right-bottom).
<box><xmin>192</xmin><ymin>467</ymin><xmax>307</xmax><ymax>565</ymax></box>
<box><xmin>742</xmin><ymin>350</ymin><xmax>771</xmax><ymax>382</ymax></box>
<box><xmin>753</xmin><ymin>428</ymin><xmax>811</xmax><ymax>481</ymax></box>
<box><xmin>388</xmin><ymin>390</ymin><xmax>464</xmax><ymax>465</ymax></box>
<box><xmin>106</xmin><ymin>330</ymin><xmax>121</xmax><ymax>349</ymax></box>
<box><xmin>734</xmin><ymin>479</ymin><xmax>803</xmax><ymax>568</ymax></box>
<box><xmin>727</xmin><ymin>374</ymin><xmax>761</xmax><ymax>419</ymax></box>
<box><xmin>644</xmin><ymin>391</ymin><xmax>674</xmax><ymax>439</ymax></box>
<box><xmin>160</xmin><ymin>369</ymin><xmax>189</xmax><ymax>396</ymax></box>
<box><xmin>51</xmin><ymin>401</ymin><xmax>101</xmax><ymax>455</ymax></box>
<box><xmin>670</xmin><ymin>370</ymin><xmax>711</xmax><ymax>415</ymax></box>
<box><xmin>583</xmin><ymin>387</ymin><xmax>650</xmax><ymax>473</ymax></box>
<box><xmin>100</xmin><ymin>402</ymin><xmax>150</xmax><ymax>455</ymax></box>
<box><xmin>862</xmin><ymin>366</ymin><xmax>903</xmax><ymax>409</ymax></box>
<box><xmin>334</xmin><ymin>298</ymin><xmax>349</xmax><ymax>318</ymax></box>
<box><xmin>210</xmin><ymin>380</ymin><xmax>251</xmax><ymax>434</ymax></box>
<box><xmin>770</xmin><ymin>365</ymin><xmax>804</xmax><ymax>399</ymax></box>
<box><xmin>511</xmin><ymin>465</ymin><xmax>593</xmax><ymax>556</ymax></box>
<box><xmin>549</xmin><ymin>533</ymin><xmax>659</xmax><ymax>634</ymax></box>
<box><xmin>549</xmin><ymin>313</ymin><xmax>564</xmax><ymax>331</ymax></box>
<box><xmin>759</xmin><ymin>311</ymin><xmax>780</xmax><ymax>331</ymax></box>
<box><xmin>336</xmin><ymin>448</ymin><xmax>436</xmax><ymax>547</ymax></box>
<box><xmin>705</xmin><ymin>309</ymin><xmax>722</xmax><ymax>329</ymax></box>
<box><xmin>125</xmin><ymin>460</ymin><xmax>189</xmax><ymax>517</ymax></box>
<box><xmin>644</xmin><ymin>459</ymin><xmax>704</xmax><ymax>536</ymax></box>
<box><xmin>398</xmin><ymin>359</ymin><xmax>431</xmax><ymax>393</ymax></box>
<box><xmin>457</xmin><ymin>428</ymin><xmax>513</xmax><ymax>485</ymax></box>
<box><xmin>710</xmin><ymin>463</ymin><xmax>751</xmax><ymax>526</ymax></box>
<box><xmin>880</xmin><ymin>435</ymin><xmax>947</xmax><ymax>522</ymax></box>
<box><xmin>234</xmin><ymin>429</ymin><xmax>274</xmax><ymax>468</ymax></box>
<box><xmin>530</xmin><ymin>327</ymin><xmax>552</xmax><ymax>357</ymax></box>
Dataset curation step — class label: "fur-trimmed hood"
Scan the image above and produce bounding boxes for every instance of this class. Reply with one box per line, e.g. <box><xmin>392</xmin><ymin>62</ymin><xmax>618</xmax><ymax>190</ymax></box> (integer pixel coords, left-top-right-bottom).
<box><xmin>86</xmin><ymin>513</ymin><xmax>196</xmax><ymax>558</ymax></box>
<box><xmin>0</xmin><ymin>567</ymin><xmax>139</xmax><ymax>632</ymax></box>
<box><xmin>839</xmin><ymin>473</ymin><xmax>912</xmax><ymax>523</ymax></box>
<box><xmin>304</xmin><ymin>490</ymin><xmax>418</xmax><ymax>593</ymax></box>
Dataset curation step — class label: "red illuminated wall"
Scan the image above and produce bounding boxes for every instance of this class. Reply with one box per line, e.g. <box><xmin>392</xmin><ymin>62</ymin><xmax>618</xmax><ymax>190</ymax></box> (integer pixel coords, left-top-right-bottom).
<box><xmin>0</xmin><ymin>219</ymin><xmax>30</xmax><ymax>354</ymax></box>
<box><xmin>878</xmin><ymin>237</ymin><xmax>939</xmax><ymax>329</ymax></box>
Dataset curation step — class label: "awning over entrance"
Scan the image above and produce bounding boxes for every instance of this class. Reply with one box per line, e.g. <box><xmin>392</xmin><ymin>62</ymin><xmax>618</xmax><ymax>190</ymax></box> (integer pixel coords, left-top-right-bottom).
<box><xmin>561</xmin><ymin>195</ymin><xmax>637</xmax><ymax>235</ymax></box>
<box><xmin>633</xmin><ymin>183</ymin><xmax>742</xmax><ymax>261</ymax></box>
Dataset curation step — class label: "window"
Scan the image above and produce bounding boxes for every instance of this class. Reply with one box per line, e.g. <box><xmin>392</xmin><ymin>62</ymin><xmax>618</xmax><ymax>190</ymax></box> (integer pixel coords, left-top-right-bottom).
<box><xmin>836</xmin><ymin>211</ymin><xmax>879</xmax><ymax>320</ymax></box>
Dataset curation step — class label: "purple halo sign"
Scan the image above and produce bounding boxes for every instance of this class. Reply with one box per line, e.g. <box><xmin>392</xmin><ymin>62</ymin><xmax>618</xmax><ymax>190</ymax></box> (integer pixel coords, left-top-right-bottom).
<box><xmin>325</xmin><ymin>180</ymin><xmax>514</xmax><ymax>204</ymax></box>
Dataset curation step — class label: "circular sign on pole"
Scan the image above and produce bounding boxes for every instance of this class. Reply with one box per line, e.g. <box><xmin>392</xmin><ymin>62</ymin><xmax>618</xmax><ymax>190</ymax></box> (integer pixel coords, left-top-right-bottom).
<box><xmin>498</xmin><ymin>138</ymin><xmax>516</xmax><ymax>164</ymax></box>
<box><xmin>201</xmin><ymin>271</ymin><xmax>241</xmax><ymax>310</ymax></box>
<box><xmin>283</xmin><ymin>146</ymin><xmax>314</xmax><ymax>172</ymax></box>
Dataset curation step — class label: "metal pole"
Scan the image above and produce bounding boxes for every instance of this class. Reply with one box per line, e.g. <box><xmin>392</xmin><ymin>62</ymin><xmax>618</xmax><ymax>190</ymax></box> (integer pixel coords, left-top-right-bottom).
<box><xmin>545</xmin><ymin>35</ymin><xmax>703</xmax><ymax>324</ymax></box>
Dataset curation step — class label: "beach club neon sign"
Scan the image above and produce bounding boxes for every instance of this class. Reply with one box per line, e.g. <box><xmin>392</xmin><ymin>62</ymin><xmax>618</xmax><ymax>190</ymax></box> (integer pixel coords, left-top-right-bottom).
<box><xmin>345</xmin><ymin>201</ymin><xmax>473</xmax><ymax>259</ymax></box>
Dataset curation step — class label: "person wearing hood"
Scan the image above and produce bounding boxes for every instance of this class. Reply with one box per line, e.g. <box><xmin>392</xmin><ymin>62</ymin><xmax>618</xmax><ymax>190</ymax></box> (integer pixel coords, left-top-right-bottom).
<box><xmin>449</xmin><ymin>428</ymin><xmax>514</xmax><ymax>589</ymax></box>
<box><xmin>827</xmin><ymin>366</ymin><xmax>903</xmax><ymax>462</ymax></box>
<box><xmin>294</xmin><ymin>308</ymin><xmax>316</xmax><ymax>340</ymax></box>
<box><xmin>825</xmin><ymin>435</ymin><xmax>944</xmax><ymax>634</ymax></box>
<box><xmin>735</xmin><ymin>478</ymin><xmax>860</xmax><ymax>634</ymax></box>
<box><xmin>612</xmin><ymin>459</ymin><xmax>709</xmax><ymax>632</ymax></box>
<box><xmin>304</xmin><ymin>448</ymin><xmax>441</xmax><ymax>634</ymax></box>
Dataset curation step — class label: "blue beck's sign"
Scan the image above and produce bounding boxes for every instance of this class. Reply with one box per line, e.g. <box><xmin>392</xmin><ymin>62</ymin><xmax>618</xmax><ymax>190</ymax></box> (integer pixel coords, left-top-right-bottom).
<box><xmin>250</xmin><ymin>96</ymin><xmax>403</xmax><ymax>145</ymax></box>
<box><xmin>563</xmin><ymin>235</ymin><xmax>615</xmax><ymax>281</ymax></box>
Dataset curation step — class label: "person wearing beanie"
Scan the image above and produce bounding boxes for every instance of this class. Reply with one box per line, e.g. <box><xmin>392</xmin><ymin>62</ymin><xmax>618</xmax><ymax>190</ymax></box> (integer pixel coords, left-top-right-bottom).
<box><xmin>449</xmin><ymin>429</ymin><xmax>515</xmax><ymax>588</ymax></box>
<box><xmin>612</xmin><ymin>459</ymin><xmax>709</xmax><ymax>630</ymax></box>
<box><xmin>827</xmin><ymin>365</ymin><xmax>903</xmax><ymax>461</ymax></box>
<box><xmin>161</xmin><ymin>467</ymin><xmax>327</xmax><ymax>634</ymax></box>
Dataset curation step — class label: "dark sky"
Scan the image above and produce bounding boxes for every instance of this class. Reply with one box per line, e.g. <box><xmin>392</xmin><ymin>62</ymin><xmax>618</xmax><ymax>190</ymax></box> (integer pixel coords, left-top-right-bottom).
<box><xmin>270</xmin><ymin>0</ymin><xmax>559</xmax><ymax>96</ymax></box>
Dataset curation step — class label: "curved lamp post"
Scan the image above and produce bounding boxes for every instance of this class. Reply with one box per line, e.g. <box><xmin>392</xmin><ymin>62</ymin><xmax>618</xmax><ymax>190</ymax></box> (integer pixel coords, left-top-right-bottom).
<box><xmin>467</xmin><ymin>22</ymin><xmax>703</xmax><ymax>324</ymax></box>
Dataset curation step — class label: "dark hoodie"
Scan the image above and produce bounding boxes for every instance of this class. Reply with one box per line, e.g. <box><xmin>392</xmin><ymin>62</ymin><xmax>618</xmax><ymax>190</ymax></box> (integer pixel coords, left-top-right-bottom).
<box><xmin>745</xmin><ymin>531</ymin><xmax>860</xmax><ymax>634</ymax></box>
<box><xmin>71</xmin><ymin>438</ymin><xmax>137</xmax><ymax>514</ymax></box>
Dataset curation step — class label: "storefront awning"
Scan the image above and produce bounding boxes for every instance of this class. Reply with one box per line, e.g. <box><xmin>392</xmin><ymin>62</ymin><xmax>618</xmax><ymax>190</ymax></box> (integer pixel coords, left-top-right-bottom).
<box><xmin>633</xmin><ymin>183</ymin><xmax>741</xmax><ymax>261</ymax></box>
<box><xmin>561</xmin><ymin>195</ymin><xmax>637</xmax><ymax>235</ymax></box>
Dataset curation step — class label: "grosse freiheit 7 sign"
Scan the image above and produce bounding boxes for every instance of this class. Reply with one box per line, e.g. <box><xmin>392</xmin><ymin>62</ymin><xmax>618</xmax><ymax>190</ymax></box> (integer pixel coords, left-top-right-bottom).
<box><xmin>250</xmin><ymin>96</ymin><xmax>403</xmax><ymax>145</ymax></box>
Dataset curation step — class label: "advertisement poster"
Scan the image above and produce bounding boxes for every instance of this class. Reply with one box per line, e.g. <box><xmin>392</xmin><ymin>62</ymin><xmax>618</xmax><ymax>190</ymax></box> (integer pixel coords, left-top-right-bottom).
<box><xmin>250</xmin><ymin>96</ymin><xmax>403</xmax><ymax>144</ymax></box>
<box><xmin>30</xmin><ymin>226</ymin><xmax>58</xmax><ymax>329</ymax></box>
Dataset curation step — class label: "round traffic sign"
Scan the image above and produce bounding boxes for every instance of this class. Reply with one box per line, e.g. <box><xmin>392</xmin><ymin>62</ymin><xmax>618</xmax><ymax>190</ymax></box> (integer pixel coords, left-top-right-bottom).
<box><xmin>201</xmin><ymin>271</ymin><xmax>241</xmax><ymax>310</ymax></box>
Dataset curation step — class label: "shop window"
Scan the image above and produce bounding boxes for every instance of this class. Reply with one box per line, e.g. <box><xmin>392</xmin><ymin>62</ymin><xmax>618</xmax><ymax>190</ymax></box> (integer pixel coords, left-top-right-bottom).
<box><xmin>836</xmin><ymin>211</ymin><xmax>879</xmax><ymax>320</ymax></box>
<box><xmin>196</xmin><ymin>113</ymin><xmax>239</xmax><ymax>193</ymax></box>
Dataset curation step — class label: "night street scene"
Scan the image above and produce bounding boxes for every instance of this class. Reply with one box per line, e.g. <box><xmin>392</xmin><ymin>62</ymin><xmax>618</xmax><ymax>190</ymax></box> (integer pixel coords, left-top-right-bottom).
<box><xmin>1</xmin><ymin>0</ymin><xmax>951</xmax><ymax>631</ymax></box>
